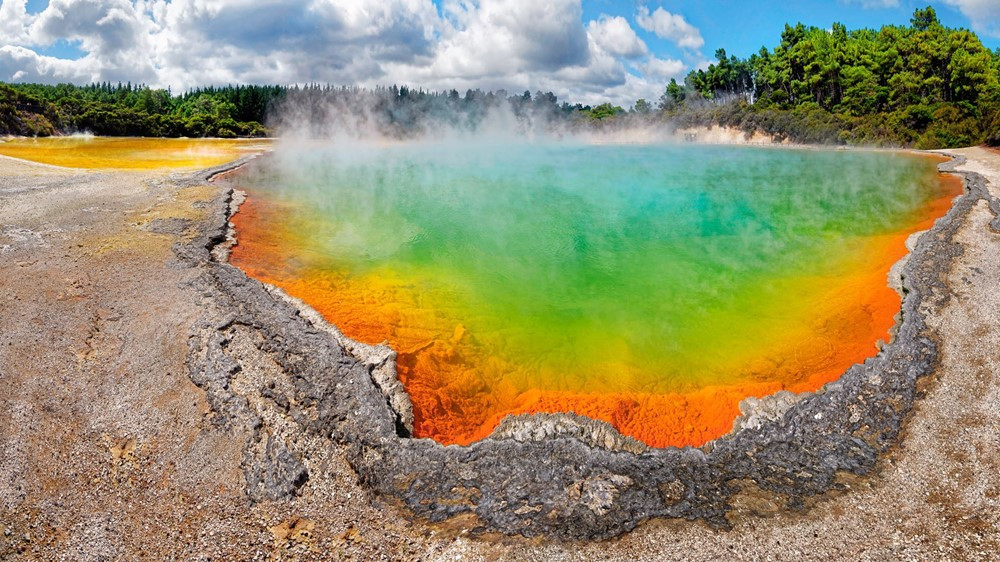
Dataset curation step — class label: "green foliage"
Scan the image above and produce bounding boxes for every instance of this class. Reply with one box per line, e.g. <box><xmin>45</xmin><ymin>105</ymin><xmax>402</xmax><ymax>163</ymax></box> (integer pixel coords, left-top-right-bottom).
<box><xmin>685</xmin><ymin>49</ymin><xmax>754</xmax><ymax>102</ymax></box>
<box><xmin>0</xmin><ymin>81</ymin><xmax>580</xmax><ymax>138</ymax></box>
<box><xmin>0</xmin><ymin>83</ymin><xmax>60</xmax><ymax>136</ymax></box>
<box><xmin>911</xmin><ymin>6</ymin><xmax>939</xmax><ymax>32</ymax></box>
<box><xmin>588</xmin><ymin>103</ymin><xmax>624</xmax><ymax>120</ymax></box>
<box><xmin>633</xmin><ymin>98</ymin><xmax>652</xmax><ymax>114</ymax></box>
<box><xmin>664</xmin><ymin>6</ymin><xmax>1000</xmax><ymax>148</ymax></box>
<box><xmin>984</xmin><ymin>101</ymin><xmax>1000</xmax><ymax>146</ymax></box>
<box><xmin>659</xmin><ymin>78</ymin><xmax>686</xmax><ymax>110</ymax></box>
<box><xmin>0</xmin><ymin>81</ymin><xmax>279</xmax><ymax>137</ymax></box>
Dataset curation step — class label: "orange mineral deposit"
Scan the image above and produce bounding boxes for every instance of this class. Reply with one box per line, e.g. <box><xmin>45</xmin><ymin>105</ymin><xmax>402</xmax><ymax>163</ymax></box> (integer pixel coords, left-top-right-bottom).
<box><xmin>227</xmin><ymin>143</ymin><xmax>961</xmax><ymax>448</ymax></box>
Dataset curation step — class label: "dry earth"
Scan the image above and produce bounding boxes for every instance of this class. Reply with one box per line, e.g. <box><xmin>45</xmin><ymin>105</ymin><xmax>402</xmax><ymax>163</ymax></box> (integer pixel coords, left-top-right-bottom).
<box><xmin>0</xmin><ymin>147</ymin><xmax>998</xmax><ymax>561</ymax></box>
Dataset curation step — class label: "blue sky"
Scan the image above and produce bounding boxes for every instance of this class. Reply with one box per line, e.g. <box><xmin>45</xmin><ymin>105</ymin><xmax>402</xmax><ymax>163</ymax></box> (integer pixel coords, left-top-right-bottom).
<box><xmin>579</xmin><ymin>1</ymin><xmax>999</xmax><ymax>61</ymax></box>
<box><xmin>22</xmin><ymin>1</ymin><xmax>1000</xmax><ymax>62</ymax></box>
<box><xmin>1</xmin><ymin>1</ymin><xmax>998</xmax><ymax>105</ymax></box>
<box><xmin>21</xmin><ymin>0</ymin><xmax>78</xmax><ymax>59</ymax></box>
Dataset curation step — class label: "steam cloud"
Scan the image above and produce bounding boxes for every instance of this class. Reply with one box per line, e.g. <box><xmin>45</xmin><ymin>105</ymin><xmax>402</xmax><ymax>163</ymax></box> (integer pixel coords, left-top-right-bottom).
<box><xmin>266</xmin><ymin>86</ymin><xmax>682</xmax><ymax>144</ymax></box>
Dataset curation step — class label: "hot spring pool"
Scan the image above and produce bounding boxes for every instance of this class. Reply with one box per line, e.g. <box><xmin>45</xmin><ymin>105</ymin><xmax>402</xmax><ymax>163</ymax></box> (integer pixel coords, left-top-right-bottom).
<box><xmin>227</xmin><ymin>142</ymin><xmax>959</xmax><ymax>448</ymax></box>
<box><xmin>0</xmin><ymin>137</ymin><xmax>271</xmax><ymax>170</ymax></box>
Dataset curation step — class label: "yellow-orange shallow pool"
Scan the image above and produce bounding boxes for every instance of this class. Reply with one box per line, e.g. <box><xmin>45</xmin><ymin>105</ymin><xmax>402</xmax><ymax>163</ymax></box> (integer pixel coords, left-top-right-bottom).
<box><xmin>0</xmin><ymin>136</ymin><xmax>270</xmax><ymax>170</ymax></box>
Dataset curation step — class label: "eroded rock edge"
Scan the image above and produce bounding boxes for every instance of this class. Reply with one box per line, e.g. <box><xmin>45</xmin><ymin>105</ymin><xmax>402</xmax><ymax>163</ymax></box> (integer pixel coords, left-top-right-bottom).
<box><xmin>179</xmin><ymin>154</ymin><xmax>995</xmax><ymax>539</ymax></box>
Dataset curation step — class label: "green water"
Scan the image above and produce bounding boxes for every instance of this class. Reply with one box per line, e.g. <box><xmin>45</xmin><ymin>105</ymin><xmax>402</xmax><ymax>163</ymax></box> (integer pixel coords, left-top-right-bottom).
<box><xmin>240</xmin><ymin>142</ymin><xmax>947</xmax><ymax>394</ymax></box>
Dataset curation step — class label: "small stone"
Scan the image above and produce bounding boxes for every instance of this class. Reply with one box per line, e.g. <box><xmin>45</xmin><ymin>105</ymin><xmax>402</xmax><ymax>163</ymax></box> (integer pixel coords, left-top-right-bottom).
<box><xmin>659</xmin><ymin>479</ymin><xmax>686</xmax><ymax>503</ymax></box>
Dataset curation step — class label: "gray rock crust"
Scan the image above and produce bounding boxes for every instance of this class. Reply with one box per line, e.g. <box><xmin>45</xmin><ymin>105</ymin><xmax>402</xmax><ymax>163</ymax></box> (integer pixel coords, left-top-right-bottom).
<box><xmin>179</xmin><ymin>154</ymin><xmax>996</xmax><ymax>539</ymax></box>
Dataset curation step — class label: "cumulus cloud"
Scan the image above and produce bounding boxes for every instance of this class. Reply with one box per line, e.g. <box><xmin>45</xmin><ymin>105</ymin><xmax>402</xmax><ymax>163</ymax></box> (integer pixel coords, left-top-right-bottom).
<box><xmin>30</xmin><ymin>0</ymin><xmax>156</xmax><ymax>81</ymax></box>
<box><xmin>640</xmin><ymin>55</ymin><xmax>686</xmax><ymax>79</ymax></box>
<box><xmin>0</xmin><ymin>0</ymin><xmax>703</xmax><ymax>106</ymax></box>
<box><xmin>0</xmin><ymin>44</ymin><xmax>97</xmax><ymax>83</ymax></box>
<box><xmin>412</xmin><ymin>0</ymin><xmax>589</xmax><ymax>83</ymax></box>
<box><xmin>942</xmin><ymin>0</ymin><xmax>1000</xmax><ymax>37</ymax></box>
<box><xmin>0</xmin><ymin>0</ymin><xmax>34</xmax><ymax>44</ymax></box>
<box><xmin>145</xmin><ymin>0</ymin><xmax>441</xmax><ymax>89</ymax></box>
<box><xmin>636</xmin><ymin>6</ymin><xmax>704</xmax><ymax>50</ymax></box>
<box><xmin>587</xmin><ymin>15</ymin><xmax>647</xmax><ymax>58</ymax></box>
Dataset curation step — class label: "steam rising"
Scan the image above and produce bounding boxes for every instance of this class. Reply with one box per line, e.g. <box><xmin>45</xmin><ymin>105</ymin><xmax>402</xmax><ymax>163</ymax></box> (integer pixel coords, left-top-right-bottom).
<box><xmin>226</xmin><ymin>141</ymin><xmax>956</xmax><ymax>448</ymax></box>
<box><xmin>267</xmin><ymin>85</ymin><xmax>680</xmax><ymax>144</ymax></box>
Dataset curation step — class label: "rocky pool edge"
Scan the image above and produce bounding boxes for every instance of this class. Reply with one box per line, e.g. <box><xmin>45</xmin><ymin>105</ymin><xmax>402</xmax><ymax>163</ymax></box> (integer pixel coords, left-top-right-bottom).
<box><xmin>178</xmin><ymin>152</ymin><xmax>997</xmax><ymax>540</ymax></box>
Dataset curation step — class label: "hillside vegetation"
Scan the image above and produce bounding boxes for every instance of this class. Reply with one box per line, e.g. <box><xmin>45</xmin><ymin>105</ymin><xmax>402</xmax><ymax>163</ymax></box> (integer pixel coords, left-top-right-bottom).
<box><xmin>0</xmin><ymin>82</ymin><xmax>278</xmax><ymax>138</ymax></box>
<box><xmin>663</xmin><ymin>7</ymin><xmax>1000</xmax><ymax>148</ymax></box>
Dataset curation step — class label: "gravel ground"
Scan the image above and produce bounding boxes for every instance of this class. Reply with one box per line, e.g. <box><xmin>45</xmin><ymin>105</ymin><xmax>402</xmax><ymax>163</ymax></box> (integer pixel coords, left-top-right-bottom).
<box><xmin>0</xmin><ymin>147</ymin><xmax>997</xmax><ymax>561</ymax></box>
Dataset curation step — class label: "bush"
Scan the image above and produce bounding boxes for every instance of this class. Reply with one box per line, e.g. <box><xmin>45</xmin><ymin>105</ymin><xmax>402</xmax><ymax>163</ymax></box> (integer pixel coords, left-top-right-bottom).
<box><xmin>0</xmin><ymin>83</ymin><xmax>60</xmax><ymax>135</ymax></box>
<box><xmin>984</xmin><ymin>107</ymin><xmax>1000</xmax><ymax>146</ymax></box>
<box><xmin>664</xmin><ymin>97</ymin><xmax>996</xmax><ymax>148</ymax></box>
<box><xmin>914</xmin><ymin>104</ymin><xmax>980</xmax><ymax>149</ymax></box>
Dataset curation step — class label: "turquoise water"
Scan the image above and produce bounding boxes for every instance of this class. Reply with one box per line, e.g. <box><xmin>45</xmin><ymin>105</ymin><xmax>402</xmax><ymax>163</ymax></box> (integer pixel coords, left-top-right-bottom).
<box><xmin>231</xmin><ymin>141</ymin><xmax>953</xmax><ymax>446</ymax></box>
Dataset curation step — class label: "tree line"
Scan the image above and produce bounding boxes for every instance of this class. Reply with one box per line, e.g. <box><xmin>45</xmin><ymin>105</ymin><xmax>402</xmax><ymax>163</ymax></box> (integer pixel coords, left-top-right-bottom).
<box><xmin>0</xmin><ymin>80</ymin><xmax>626</xmax><ymax>138</ymax></box>
<box><xmin>0</xmin><ymin>6</ymin><xmax>996</xmax><ymax>147</ymax></box>
<box><xmin>265</xmin><ymin>84</ymin><xmax>626</xmax><ymax>138</ymax></box>
<box><xmin>0</xmin><ymin>82</ymin><xmax>280</xmax><ymax>137</ymax></box>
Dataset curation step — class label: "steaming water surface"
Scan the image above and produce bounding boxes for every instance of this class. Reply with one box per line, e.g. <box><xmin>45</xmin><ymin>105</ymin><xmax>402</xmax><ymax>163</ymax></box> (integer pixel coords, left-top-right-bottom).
<box><xmin>229</xmin><ymin>142</ymin><xmax>959</xmax><ymax>448</ymax></box>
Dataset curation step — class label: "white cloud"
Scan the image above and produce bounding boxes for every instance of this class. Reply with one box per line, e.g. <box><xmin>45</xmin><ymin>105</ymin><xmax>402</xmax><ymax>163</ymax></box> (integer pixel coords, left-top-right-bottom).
<box><xmin>941</xmin><ymin>0</ymin><xmax>1000</xmax><ymax>37</ymax></box>
<box><xmin>30</xmin><ymin>0</ymin><xmax>156</xmax><ymax>82</ymax></box>
<box><xmin>0</xmin><ymin>0</ymin><xmax>34</xmax><ymax>45</ymax></box>
<box><xmin>0</xmin><ymin>0</ymin><xmax>697</xmax><ymax>106</ymax></box>
<box><xmin>148</xmin><ymin>0</ymin><xmax>441</xmax><ymax>88</ymax></box>
<box><xmin>640</xmin><ymin>55</ymin><xmax>686</xmax><ymax>79</ymax></box>
<box><xmin>0</xmin><ymin>44</ymin><xmax>98</xmax><ymax>83</ymax></box>
<box><xmin>587</xmin><ymin>15</ymin><xmax>647</xmax><ymax>58</ymax></box>
<box><xmin>597</xmin><ymin>73</ymin><xmax>663</xmax><ymax>107</ymax></box>
<box><xmin>636</xmin><ymin>6</ymin><xmax>704</xmax><ymax>50</ymax></box>
<box><xmin>576</xmin><ymin>54</ymin><xmax>686</xmax><ymax>109</ymax></box>
<box><xmin>415</xmin><ymin>0</ymin><xmax>589</xmax><ymax>82</ymax></box>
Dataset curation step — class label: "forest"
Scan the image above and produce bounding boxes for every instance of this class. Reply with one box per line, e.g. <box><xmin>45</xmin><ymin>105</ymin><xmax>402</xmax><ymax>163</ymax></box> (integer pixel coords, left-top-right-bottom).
<box><xmin>0</xmin><ymin>6</ymin><xmax>997</xmax><ymax>148</ymax></box>
<box><xmin>664</xmin><ymin>7</ymin><xmax>1000</xmax><ymax>147</ymax></box>
<box><xmin>0</xmin><ymin>82</ymin><xmax>278</xmax><ymax>138</ymax></box>
<box><xmin>0</xmin><ymin>80</ymin><xmax>615</xmax><ymax>138</ymax></box>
